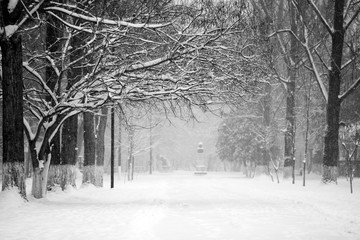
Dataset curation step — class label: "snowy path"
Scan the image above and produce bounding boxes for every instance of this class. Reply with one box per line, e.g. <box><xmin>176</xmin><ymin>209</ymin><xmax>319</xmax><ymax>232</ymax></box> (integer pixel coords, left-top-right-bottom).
<box><xmin>0</xmin><ymin>171</ymin><xmax>359</xmax><ymax>240</ymax></box>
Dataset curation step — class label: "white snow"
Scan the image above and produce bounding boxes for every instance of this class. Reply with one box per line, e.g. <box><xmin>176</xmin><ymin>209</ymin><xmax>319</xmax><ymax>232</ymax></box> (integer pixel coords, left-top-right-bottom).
<box><xmin>0</xmin><ymin>171</ymin><xmax>359</xmax><ymax>240</ymax></box>
<box><xmin>4</xmin><ymin>25</ymin><xmax>18</xmax><ymax>37</ymax></box>
<box><xmin>7</xmin><ymin>0</ymin><xmax>19</xmax><ymax>14</ymax></box>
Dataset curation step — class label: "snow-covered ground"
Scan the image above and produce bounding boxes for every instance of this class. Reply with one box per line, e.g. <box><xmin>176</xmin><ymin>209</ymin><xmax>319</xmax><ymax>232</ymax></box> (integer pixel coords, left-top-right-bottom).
<box><xmin>0</xmin><ymin>171</ymin><xmax>359</xmax><ymax>240</ymax></box>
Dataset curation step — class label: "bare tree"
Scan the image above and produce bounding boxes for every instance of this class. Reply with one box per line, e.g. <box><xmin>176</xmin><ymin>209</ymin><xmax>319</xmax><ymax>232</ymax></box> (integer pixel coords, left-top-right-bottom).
<box><xmin>298</xmin><ymin>0</ymin><xmax>360</xmax><ymax>182</ymax></box>
<box><xmin>3</xmin><ymin>0</ymin><xmax>262</xmax><ymax>198</ymax></box>
<box><xmin>94</xmin><ymin>107</ymin><xmax>108</xmax><ymax>187</ymax></box>
<box><xmin>0</xmin><ymin>0</ymin><xmax>27</xmax><ymax>198</ymax></box>
<box><xmin>269</xmin><ymin>0</ymin><xmax>360</xmax><ymax>182</ymax></box>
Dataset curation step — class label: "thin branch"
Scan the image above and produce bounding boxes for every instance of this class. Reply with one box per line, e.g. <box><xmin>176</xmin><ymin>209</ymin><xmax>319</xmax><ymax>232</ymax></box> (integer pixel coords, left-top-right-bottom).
<box><xmin>46</xmin><ymin>11</ymin><xmax>98</xmax><ymax>34</ymax></box>
<box><xmin>303</xmin><ymin>25</ymin><xmax>328</xmax><ymax>102</ymax></box>
<box><xmin>315</xmin><ymin>49</ymin><xmax>331</xmax><ymax>71</ymax></box>
<box><xmin>23</xmin><ymin>62</ymin><xmax>58</xmax><ymax>105</ymax></box>
<box><xmin>7</xmin><ymin>0</ymin><xmax>45</xmax><ymax>38</ymax></box>
<box><xmin>344</xmin><ymin>5</ymin><xmax>360</xmax><ymax>31</ymax></box>
<box><xmin>342</xmin><ymin>55</ymin><xmax>357</xmax><ymax>70</ymax></box>
<box><xmin>339</xmin><ymin>75</ymin><xmax>360</xmax><ymax>102</ymax></box>
<box><xmin>306</xmin><ymin>0</ymin><xmax>334</xmax><ymax>35</ymax></box>
<box><xmin>44</xmin><ymin>6</ymin><xmax>173</xmax><ymax>29</ymax></box>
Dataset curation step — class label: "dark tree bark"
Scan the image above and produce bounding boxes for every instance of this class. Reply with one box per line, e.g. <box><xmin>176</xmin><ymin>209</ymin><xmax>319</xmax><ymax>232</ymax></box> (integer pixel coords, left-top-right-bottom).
<box><xmin>55</xmin><ymin>115</ymin><xmax>79</xmax><ymax>190</ymax></box>
<box><xmin>62</xmin><ymin>116</ymin><xmax>78</xmax><ymax>166</ymax></box>
<box><xmin>83</xmin><ymin>112</ymin><xmax>96</xmax><ymax>184</ymax></box>
<box><xmin>0</xmin><ymin>33</ymin><xmax>26</xmax><ymax>198</ymax></box>
<box><xmin>0</xmin><ymin>100</ymin><xmax>3</xmax><ymax>169</ymax></box>
<box><xmin>322</xmin><ymin>0</ymin><xmax>345</xmax><ymax>182</ymax></box>
<box><xmin>46</xmin><ymin>6</ymin><xmax>83</xmax><ymax>191</ymax></box>
<box><xmin>0</xmin><ymin>0</ymin><xmax>26</xmax><ymax>199</ymax></box>
<box><xmin>45</xmin><ymin>14</ymin><xmax>63</xmax><ymax>190</ymax></box>
<box><xmin>94</xmin><ymin>107</ymin><xmax>108</xmax><ymax>187</ymax></box>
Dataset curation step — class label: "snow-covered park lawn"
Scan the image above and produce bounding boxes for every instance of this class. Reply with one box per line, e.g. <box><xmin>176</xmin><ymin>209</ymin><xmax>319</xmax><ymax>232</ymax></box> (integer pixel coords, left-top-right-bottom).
<box><xmin>0</xmin><ymin>171</ymin><xmax>359</xmax><ymax>240</ymax></box>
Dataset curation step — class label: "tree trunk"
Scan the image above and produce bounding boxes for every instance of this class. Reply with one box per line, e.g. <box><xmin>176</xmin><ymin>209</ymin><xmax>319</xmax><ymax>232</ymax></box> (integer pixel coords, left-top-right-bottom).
<box><xmin>255</xmin><ymin>1</ymin><xmax>273</xmax><ymax>173</ymax></box>
<box><xmin>47</xmin><ymin>132</ymin><xmax>61</xmax><ymax>190</ymax></box>
<box><xmin>48</xmin><ymin>129</ymin><xmax>78</xmax><ymax>191</ymax></box>
<box><xmin>83</xmin><ymin>112</ymin><xmax>96</xmax><ymax>184</ymax></box>
<box><xmin>127</xmin><ymin>127</ymin><xmax>134</xmax><ymax>181</ymax></box>
<box><xmin>45</xmin><ymin>12</ymin><xmax>69</xmax><ymax>191</ymax></box>
<box><xmin>131</xmin><ymin>156</ymin><xmax>135</xmax><ymax>181</ymax></box>
<box><xmin>1</xmin><ymin>33</ymin><xmax>26</xmax><ymax>199</ymax></box>
<box><xmin>0</xmin><ymin>101</ymin><xmax>2</xmax><ymax>174</ymax></box>
<box><xmin>283</xmin><ymin>77</ymin><xmax>296</xmax><ymax>178</ymax></box>
<box><xmin>283</xmin><ymin>1</ymin><xmax>298</xmax><ymax>181</ymax></box>
<box><xmin>31</xmin><ymin>149</ymin><xmax>51</xmax><ymax>198</ymax></box>
<box><xmin>118</xmin><ymin>113</ymin><xmax>122</xmax><ymax>178</ymax></box>
<box><xmin>94</xmin><ymin>107</ymin><xmax>108</xmax><ymax>187</ymax></box>
<box><xmin>60</xmin><ymin>115</ymin><xmax>79</xmax><ymax>189</ymax></box>
<box><xmin>322</xmin><ymin>0</ymin><xmax>345</xmax><ymax>183</ymax></box>
<box><xmin>62</xmin><ymin>117</ymin><xmax>79</xmax><ymax>163</ymax></box>
<box><xmin>262</xmin><ymin>83</ymin><xmax>272</xmax><ymax>169</ymax></box>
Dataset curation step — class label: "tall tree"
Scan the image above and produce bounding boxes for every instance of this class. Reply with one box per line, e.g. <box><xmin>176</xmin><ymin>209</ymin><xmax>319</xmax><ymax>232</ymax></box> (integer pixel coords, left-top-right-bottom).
<box><xmin>60</xmin><ymin>115</ymin><xmax>78</xmax><ymax>189</ymax></box>
<box><xmin>259</xmin><ymin>0</ymin><xmax>304</xmax><ymax>179</ymax></box>
<box><xmin>302</xmin><ymin>0</ymin><xmax>360</xmax><ymax>182</ymax></box>
<box><xmin>83</xmin><ymin>112</ymin><xmax>96</xmax><ymax>184</ymax></box>
<box><xmin>45</xmin><ymin>13</ymin><xmax>63</xmax><ymax>190</ymax></box>
<box><xmin>322</xmin><ymin>0</ymin><xmax>346</xmax><ymax>181</ymax></box>
<box><xmin>270</xmin><ymin>0</ymin><xmax>360</xmax><ymax>182</ymax></box>
<box><xmin>0</xmin><ymin>0</ymin><xmax>26</xmax><ymax>198</ymax></box>
<box><xmin>283</xmin><ymin>0</ymin><xmax>298</xmax><ymax>181</ymax></box>
<box><xmin>94</xmin><ymin>107</ymin><xmax>108</xmax><ymax>187</ymax></box>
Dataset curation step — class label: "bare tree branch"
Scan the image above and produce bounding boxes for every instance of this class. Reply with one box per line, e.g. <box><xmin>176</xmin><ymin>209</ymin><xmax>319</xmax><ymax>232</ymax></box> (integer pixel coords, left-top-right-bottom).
<box><xmin>344</xmin><ymin>5</ymin><xmax>360</xmax><ymax>31</ymax></box>
<box><xmin>44</xmin><ymin>7</ymin><xmax>173</xmax><ymax>29</ymax></box>
<box><xmin>306</xmin><ymin>0</ymin><xmax>334</xmax><ymax>35</ymax></box>
<box><xmin>339</xmin><ymin>75</ymin><xmax>360</xmax><ymax>102</ymax></box>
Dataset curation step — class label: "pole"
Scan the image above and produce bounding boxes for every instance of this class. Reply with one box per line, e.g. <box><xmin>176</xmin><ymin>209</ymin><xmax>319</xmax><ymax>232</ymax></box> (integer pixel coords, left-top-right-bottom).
<box><xmin>110</xmin><ymin>107</ymin><xmax>115</xmax><ymax>188</ymax></box>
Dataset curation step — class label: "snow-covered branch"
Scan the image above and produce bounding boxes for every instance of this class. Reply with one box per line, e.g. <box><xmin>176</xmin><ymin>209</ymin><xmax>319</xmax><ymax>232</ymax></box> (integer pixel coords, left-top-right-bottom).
<box><xmin>44</xmin><ymin>7</ymin><xmax>173</xmax><ymax>29</ymax></box>
<box><xmin>301</xmin><ymin>18</ymin><xmax>328</xmax><ymax>102</ymax></box>
<box><xmin>23</xmin><ymin>62</ymin><xmax>58</xmax><ymax>105</ymax></box>
<box><xmin>7</xmin><ymin>0</ymin><xmax>46</xmax><ymax>38</ymax></box>
<box><xmin>342</xmin><ymin>55</ymin><xmax>358</xmax><ymax>70</ymax></box>
<box><xmin>306</xmin><ymin>0</ymin><xmax>334</xmax><ymax>35</ymax></box>
<box><xmin>339</xmin><ymin>75</ymin><xmax>360</xmax><ymax>102</ymax></box>
<box><xmin>344</xmin><ymin>5</ymin><xmax>360</xmax><ymax>31</ymax></box>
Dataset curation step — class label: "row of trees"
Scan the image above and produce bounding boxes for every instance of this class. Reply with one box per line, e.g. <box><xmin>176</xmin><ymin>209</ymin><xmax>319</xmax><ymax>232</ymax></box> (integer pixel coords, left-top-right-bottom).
<box><xmin>1</xmin><ymin>0</ymin><xmax>265</xmax><ymax>198</ymax></box>
<box><xmin>217</xmin><ymin>0</ymin><xmax>360</xmax><ymax>182</ymax></box>
<box><xmin>1</xmin><ymin>0</ymin><xmax>358</xmax><ymax>200</ymax></box>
